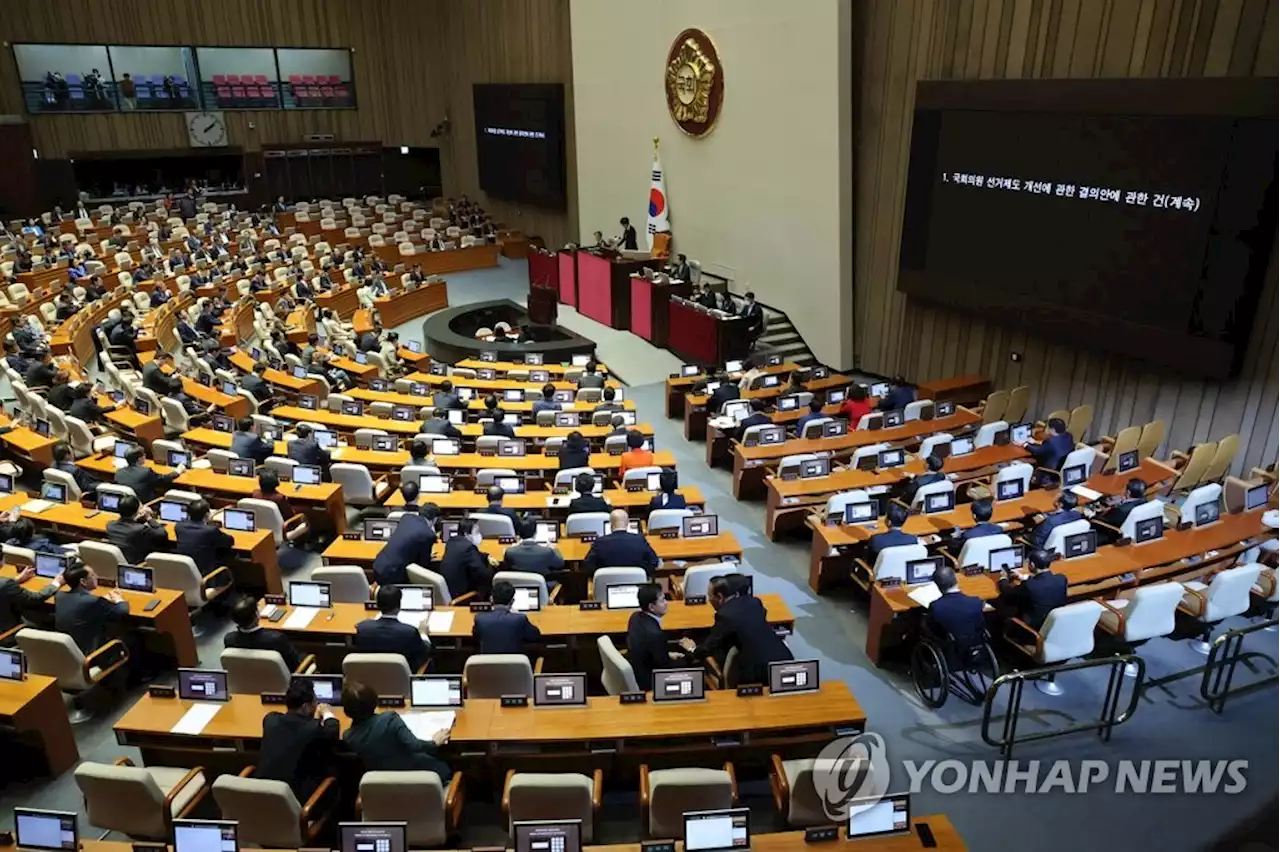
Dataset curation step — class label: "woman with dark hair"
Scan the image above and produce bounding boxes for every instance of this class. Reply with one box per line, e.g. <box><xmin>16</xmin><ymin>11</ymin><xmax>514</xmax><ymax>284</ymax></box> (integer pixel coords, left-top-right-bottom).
<box><xmin>648</xmin><ymin>468</ymin><xmax>686</xmax><ymax>511</ymax></box>
<box><xmin>558</xmin><ymin>430</ymin><xmax>590</xmax><ymax>470</ymax></box>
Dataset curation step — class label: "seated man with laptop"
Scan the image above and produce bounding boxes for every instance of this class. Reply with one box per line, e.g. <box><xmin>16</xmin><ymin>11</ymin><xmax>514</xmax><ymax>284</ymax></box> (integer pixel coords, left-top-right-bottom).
<box><xmin>354</xmin><ymin>585</ymin><xmax>431</xmax><ymax>672</ymax></box>
<box><xmin>472</xmin><ymin>580</ymin><xmax>543</xmax><ymax>655</ymax></box>
<box><xmin>341</xmin><ymin>680</ymin><xmax>452</xmax><ymax>779</ymax></box>
<box><xmin>584</xmin><ymin>509</ymin><xmax>659</xmax><ymax>577</ymax></box>
<box><xmin>996</xmin><ymin>547</ymin><xmax>1068</xmax><ymax>629</ymax></box>
<box><xmin>501</xmin><ymin>518</ymin><xmax>566</xmax><ymax>580</ymax></box>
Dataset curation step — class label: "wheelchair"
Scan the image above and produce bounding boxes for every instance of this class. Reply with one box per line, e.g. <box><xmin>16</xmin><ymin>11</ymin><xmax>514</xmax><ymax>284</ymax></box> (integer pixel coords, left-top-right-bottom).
<box><xmin>910</xmin><ymin>626</ymin><xmax>1000</xmax><ymax>708</ymax></box>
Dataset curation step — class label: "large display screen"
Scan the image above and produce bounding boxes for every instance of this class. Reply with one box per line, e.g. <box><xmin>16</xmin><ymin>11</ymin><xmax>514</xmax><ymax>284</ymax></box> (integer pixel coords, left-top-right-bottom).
<box><xmin>898</xmin><ymin>79</ymin><xmax>1276</xmax><ymax>378</ymax></box>
<box><xmin>473</xmin><ymin>83</ymin><xmax>567</xmax><ymax>209</ymax></box>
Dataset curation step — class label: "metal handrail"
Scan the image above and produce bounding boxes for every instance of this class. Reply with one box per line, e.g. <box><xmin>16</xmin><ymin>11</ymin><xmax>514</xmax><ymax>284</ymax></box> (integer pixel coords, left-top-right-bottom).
<box><xmin>1200</xmin><ymin>618</ymin><xmax>1278</xmax><ymax>714</ymax></box>
<box><xmin>981</xmin><ymin>654</ymin><xmax>1144</xmax><ymax>758</ymax></box>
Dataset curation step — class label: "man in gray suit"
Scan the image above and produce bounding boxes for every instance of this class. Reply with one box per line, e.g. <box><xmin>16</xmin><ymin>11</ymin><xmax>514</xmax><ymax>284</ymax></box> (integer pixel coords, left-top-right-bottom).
<box><xmin>500</xmin><ymin>519</ymin><xmax>565</xmax><ymax>581</ymax></box>
<box><xmin>0</xmin><ymin>565</ymin><xmax>61</xmax><ymax>632</ymax></box>
<box><xmin>55</xmin><ymin>563</ymin><xmax>128</xmax><ymax>654</ymax></box>
<box><xmin>231</xmin><ymin>417</ymin><xmax>273</xmax><ymax>464</ymax></box>
<box><xmin>115</xmin><ymin>445</ymin><xmax>183</xmax><ymax>503</ymax></box>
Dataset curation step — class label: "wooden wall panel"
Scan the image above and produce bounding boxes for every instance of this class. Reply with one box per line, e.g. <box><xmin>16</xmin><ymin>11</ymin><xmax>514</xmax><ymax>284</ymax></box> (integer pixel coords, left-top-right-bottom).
<box><xmin>0</xmin><ymin>0</ymin><xmax>575</xmax><ymax>243</ymax></box>
<box><xmin>853</xmin><ymin>0</ymin><xmax>1279</xmax><ymax>475</ymax></box>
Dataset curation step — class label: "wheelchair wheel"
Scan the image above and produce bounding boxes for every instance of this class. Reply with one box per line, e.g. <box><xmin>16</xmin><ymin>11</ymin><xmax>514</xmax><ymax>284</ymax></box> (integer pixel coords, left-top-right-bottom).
<box><xmin>911</xmin><ymin>640</ymin><xmax>949</xmax><ymax>708</ymax></box>
<box><xmin>960</xmin><ymin>642</ymin><xmax>1000</xmax><ymax>704</ymax></box>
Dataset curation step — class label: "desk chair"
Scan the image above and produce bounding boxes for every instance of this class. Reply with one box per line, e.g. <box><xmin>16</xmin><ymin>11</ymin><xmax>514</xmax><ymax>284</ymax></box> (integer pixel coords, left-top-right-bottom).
<box><xmin>1178</xmin><ymin>483</ymin><xmax>1223</xmax><ymax>526</ymax></box>
<box><xmin>910</xmin><ymin>479</ymin><xmax>955</xmax><ymax>510</ymax></box>
<box><xmin>554</xmin><ymin>467</ymin><xmax>595</xmax><ymax>489</ymax></box>
<box><xmin>221</xmin><ymin>648</ymin><xmax>316</xmax><ymax>694</ymax></box>
<box><xmin>576</xmin><ymin>388</ymin><xmax>602</xmax><ymax>404</ymax></box>
<box><xmin>1098</xmin><ymin>425</ymin><xmax>1141</xmax><ymax>472</ymax></box>
<box><xmin>823</xmin><ymin>490</ymin><xmax>871</xmax><ymax>523</ymax></box>
<box><xmin>1093</xmin><ymin>499</ymin><xmax>1165</xmax><ymax>543</ymax></box>
<box><xmin>1097</xmin><ymin>582</ymin><xmax>1185</xmax><ymax>675</ymax></box>
<box><xmin>850</xmin><ymin>443</ymin><xmax>891</xmax><ymax>467</ymax></box>
<box><xmin>1004</xmin><ymin>386</ymin><xmax>1031</xmax><ymax>423</ymax></box>
<box><xmin>1042</xmin><ymin>519</ymin><xmax>1091</xmax><ymax>557</ymax></box>
<box><xmin>778</xmin><ymin>453</ymin><xmax>821</xmax><ymax>479</ymax></box>
<box><xmin>206</xmin><ymin>449</ymin><xmax>238</xmax><ymax>473</ymax></box>
<box><xmin>152</xmin><ymin>439</ymin><xmax>187</xmax><ymax>465</ymax></box>
<box><xmin>674</xmin><ymin>562</ymin><xmax>740</xmax><ymax>600</ymax></box>
<box><xmin>974</xmin><ymin>421</ymin><xmax>1009</xmax><ymax>448</ymax></box>
<box><xmin>358</xmin><ymin>771</ymin><xmax>464</xmax><ymax>848</ymax></box>
<box><xmin>1136</xmin><ymin>419</ymin><xmax>1167</xmax><ymax>460</ymax></box>
<box><xmin>1</xmin><ymin>545</ymin><xmax>36</xmax><ymax>569</ymax></box>
<box><xmin>566</xmin><ymin>512</ymin><xmax>609</xmax><ymax>537</ymax></box>
<box><xmin>1203</xmin><ymin>434</ymin><xmax>1240</xmax><ymax>483</ymax></box>
<box><xmin>954</xmin><ymin>534</ymin><xmax>1013</xmax><ymax>571</ymax></box>
<box><xmin>211</xmin><ymin>773</ymin><xmax>337</xmax><ymax>848</ymax></box>
<box><xmin>16</xmin><ymin>627</ymin><xmax>130</xmax><ymax>722</ymax></box>
<box><xmin>264</xmin><ymin>456</ymin><xmax>298</xmax><ymax>480</ymax></box>
<box><xmin>979</xmin><ymin>390</ymin><xmax>1009</xmax><ymax>424</ymax></box>
<box><xmin>463</xmin><ymin>654</ymin><xmax>537</xmax><ymax>698</ymax></box>
<box><xmin>344</xmin><ymin>653</ymin><xmax>416</xmax><ymax>696</ymax></box>
<box><xmin>799</xmin><ymin>418</ymin><xmax>832</xmax><ymax>440</ymax></box>
<box><xmin>330</xmin><ymin>463</ymin><xmax>392</xmax><ymax>507</ymax></box>
<box><xmin>603</xmin><ymin>434</ymin><xmax>628</xmax><ymax>455</ymax></box>
<box><xmin>75</xmin><ymin>758</ymin><xmax>208</xmax><ymax>840</ymax></box>
<box><xmin>503</xmin><ymin>771</ymin><xmax>602</xmax><ymax>842</ymax></box>
<box><xmin>472</xmin><ymin>512</ymin><xmax>516</xmax><ymax>539</ymax></box>
<box><xmin>622</xmin><ymin>466</ymin><xmax>663</xmax><ymax>488</ymax></box>
<box><xmin>492</xmin><ymin>571</ymin><xmax>556</xmax><ymax>607</ymax></box>
<box><xmin>1068</xmin><ymin>404</ymin><xmax>1094</xmax><ymax>442</ymax></box>
<box><xmin>144</xmin><ymin>554</ymin><xmax>232</xmax><ymax>635</ymax></box>
<box><xmin>1041</xmin><ymin>446</ymin><xmax>1096</xmax><ymax>485</ymax></box>
<box><xmin>1179</xmin><ymin>564</ymin><xmax>1263</xmax><ymax>654</ymax></box>
<box><xmin>904</xmin><ymin>399</ymin><xmax>933</xmax><ymax>421</ymax></box>
<box><xmin>238</xmin><ymin>498</ymin><xmax>310</xmax><ymax>545</ymax></box>
<box><xmin>311</xmin><ymin>565</ymin><xmax>371</xmax><ymax>603</ymax></box>
<box><xmin>407</xmin><ymin>564</ymin><xmax>473</xmax><ymax>605</ymax></box>
<box><xmin>479</xmin><ymin>468</ymin><xmax>519</xmax><ymax>488</ymax></box>
<box><xmin>592</xmin><ymin>567</ymin><xmax>652</xmax><ymax>602</ymax></box>
<box><xmin>640</xmin><ymin>763</ymin><xmax>738</xmax><ymax>839</ymax></box>
<box><xmin>993</xmin><ymin>462</ymin><xmax>1033</xmax><ymax>496</ymax></box>
<box><xmin>769</xmin><ymin>755</ymin><xmax>831</xmax><ymax>828</ymax></box>
<box><xmin>1003</xmin><ymin>600</ymin><xmax>1104</xmax><ymax>695</ymax></box>
<box><xmin>43</xmin><ymin>468</ymin><xmax>82</xmax><ymax>501</ymax></box>
<box><xmin>399</xmin><ymin>465</ymin><xmax>442</xmax><ymax>488</ymax></box>
<box><xmin>78</xmin><ymin>541</ymin><xmax>127</xmax><ymax>584</ymax></box>
<box><xmin>854</xmin><ymin>543</ymin><xmax>927</xmax><ymax>588</ymax></box>
<box><xmin>648</xmin><ymin>509</ymin><xmax>693</xmax><ymax>534</ymax></box>
<box><xmin>918</xmin><ymin>433</ymin><xmax>953</xmax><ymax>461</ymax></box>
<box><xmin>597</xmin><ymin>636</ymin><xmax>639</xmax><ymax>695</ymax></box>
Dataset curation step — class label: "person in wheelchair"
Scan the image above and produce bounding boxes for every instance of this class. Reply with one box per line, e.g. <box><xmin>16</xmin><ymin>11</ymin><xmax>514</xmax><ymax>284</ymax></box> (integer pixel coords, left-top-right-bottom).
<box><xmin>925</xmin><ymin>564</ymin><xmax>986</xmax><ymax>652</ymax></box>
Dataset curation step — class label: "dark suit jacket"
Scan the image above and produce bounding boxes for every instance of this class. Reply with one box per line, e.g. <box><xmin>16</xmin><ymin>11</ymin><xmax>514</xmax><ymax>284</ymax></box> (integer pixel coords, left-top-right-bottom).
<box><xmin>419</xmin><ymin>418</ymin><xmax>461</xmax><ymax>439</ymax></box>
<box><xmin>175</xmin><ymin>521</ymin><xmax>234</xmax><ymax>576</ymax></box>
<box><xmin>195</xmin><ymin>312</ymin><xmax>217</xmax><ymax>335</ymax></box>
<box><xmin>558</xmin><ymin>446</ymin><xmax>591</xmax><ymax>470</ymax></box>
<box><xmin>866</xmin><ymin>528</ymin><xmax>918</xmax><ymax>564</ymax></box>
<box><xmin>242</xmin><ymin>375</ymin><xmax>272</xmax><ymax>402</ymax></box>
<box><xmin>485</xmin><ymin>503</ymin><xmax>521</xmax><ymax>530</ymax></box>
<box><xmin>0</xmin><ymin>577</ymin><xmax>57</xmax><ymax>632</ymax></box>
<box><xmin>928</xmin><ymin>590</ymin><xmax>987</xmax><ymax>644</ymax></box>
<box><xmin>901</xmin><ymin>471</ymin><xmax>947</xmax><ymax>506</ymax></box>
<box><xmin>1028</xmin><ymin>509</ymin><xmax>1084</xmax><ymax>550</ymax></box>
<box><xmin>473</xmin><ymin>605</ymin><xmax>542</xmax><ymax>655</ymax></box>
<box><xmin>627</xmin><ymin>610</ymin><xmax>678</xmax><ymax>691</ymax></box>
<box><xmin>484</xmin><ymin>421</ymin><xmax>516</xmax><ymax>440</ymax></box>
<box><xmin>371</xmin><ymin>514</ymin><xmax>437</xmax><ymax>587</ymax></box>
<box><xmin>432</xmin><ymin>392</ymin><xmax>463</xmax><ymax>410</ymax></box>
<box><xmin>353</xmin><ymin>615</ymin><xmax>430</xmax><ymax>671</ymax></box>
<box><xmin>105</xmin><ymin>518</ymin><xmax>170</xmax><ymax>565</ymax></box>
<box><xmin>344</xmin><ymin>711</ymin><xmax>452</xmax><ymax>780</ymax></box>
<box><xmin>56</xmin><ymin>459</ymin><xmax>97</xmax><ymax>495</ymax></box>
<box><xmin>567</xmin><ymin>494</ymin><xmax>610</xmax><ymax>515</ymax></box>
<box><xmin>287</xmin><ymin>438</ymin><xmax>330</xmax><ymax>468</ymax></box>
<box><xmin>1026</xmin><ymin>432</ymin><xmax>1075</xmax><ymax>471</ymax></box>
<box><xmin>648</xmin><ymin>492</ymin><xmax>687</xmax><ymax>511</ymax></box>
<box><xmin>54</xmin><ymin>587</ymin><xmax>129</xmax><ymax>653</ymax></box>
<box><xmin>500</xmin><ymin>541</ymin><xmax>565</xmax><ymax>577</ymax></box>
<box><xmin>734</xmin><ymin>412</ymin><xmax>772</xmax><ymax>440</ymax></box>
<box><xmin>584</xmin><ymin>531</ymin><xmax>658</xmax><ymax>576</ymax></box>
<box><xmin>47</xmin><ymin>383</ymin><xmax>75</xmax><ymax>412</ymax></box>
<box><xmin>621</xmin><ymin>225</ymin><xmax>638</xmax><ymax>250</ymax></box>
<box><xmin>998</xmin><ymin>570</ymin><xmax>1068</xmax><ymax>629</ymax></box>
<box><xmin>231</xmin><ymin>431</ymin><xmax>273</xmax><ymax>464</ymax></box>
<box><xmin>69</xmin><ymin>396</ymin><xmax>110</xmax><ymax>425</ymax></box>
<box><xmin>696</xmin><ymin>594</ymin><xmax>793</xmax><ymax>685</ymax></box>
<box><xmin>256</xmin><ymin>710</ymin><xmax>340</xmax><ymax>801</ymax></box>
<box><xmin>115</xmin><ymin>464</ymin><xmax>179</xmax><ymax>504</ymax></box>
<box><xmin>142</xmin><ymin>362</ymin><xmax>170</xmax><ymax>395</ymax></box>
<box><xmin>1098</xmin><ymin>498</ymin><xmax>1145</xmax><ymax>530</ymax></box>
<box><xmin>223</xmin><ymin>626</ymin><xmax>301</xmax><ymax>672</ymax></box>
<box><xmin>951</xmin><ymin>522</ymin><xmax>1005</xmax><ymax>557</ymax></box>
<box><xmin>876</xmin><ymin>385</ymin><xmax>916</xmax><ymax>413</ymax></box>
<box><xmin>794</xmin><ymin>411</ymin><xmax>826</xmax><ymax>435</ymax></box>
<box><xmin>437</xmin><ymin>538</ymin><xmax>492</xmax><ymax>600</ymax></box>
<box><xmin>707</xmin><ymin>384</ymin><xmax>740</xmax><ymax>414</ymax></box>
<box><xmin>740</xmin><ymin>302</ymin><xmax>765</xmax><ymax>335</ymax></box>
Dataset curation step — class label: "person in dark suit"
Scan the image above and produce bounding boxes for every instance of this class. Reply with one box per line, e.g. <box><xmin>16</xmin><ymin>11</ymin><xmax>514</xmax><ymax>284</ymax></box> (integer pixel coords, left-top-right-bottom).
<box><xmin>794</xmin><ymin>398</ymin><xmax>827</xmax><ymax>436</ymax></box>
<box><xmin>626</xmin><ymin>584</ymin><xmax>692</xmax><ymax>691</ymax></box>
<box><xmin>532</xmin><ymin>384</ymin><xmax>561</xmax><ymax>416</ymax></box>
<box><xmin>926</xmin><ymin>564</ymin><xmax>987</xmax><ymax>646</ymax></box>
<box><xmin>706</xmin><ymin>372</ymin><xmax>740</xmax><ymax>414</ymax></box>
<box><xmin>68</xmin><ymin>385</ymin><xmax>112</xmax><ymax>426</ymax></box>
<box><xmin>141</xmin><ymin>353</ymin><xmax>175</xmax><ymax>396</ymax></box>
<box><xmin>371</xmin><ymin>499</ymin><xmax>437</xmax><ymax>587</ymax></box>
<box><xmin>24</xmin><ymin>352</ymin><xmax>57</xmax><ymax>389</ymax></box>
<box><xmin>3</xmin><ymin>341</ymin><xmax>32</xmax><ymax>377</ymax></box>
<box><xmin>54</xmin><ymin>564</ymin><xmax>129</xmax><ymax>654</ymax></box>
<box><xmin>584</xmin><ymin>509</ymin><xmax>658</xmax><ymax>577</ymax></box>
<box><xmin>437</xmin><ymin>519</ymin><xmax>494</xmax><ymax>601</ymax></box>
<box><xmin>195</xmin><ymin>303</ymin><xmax>219</xmax><ymax>336</ymax></box>
<box><xmin>108</xmin><ymin>316</ymin><xmax>139</xmax><ymax>361</ymax></box>
<box><xmin>105</xmin><ymin>495</ymin><xmax>171</xmax><ymax>564</ymax></box>
<box><xmin>668</xmin><ymin>253</ymin><xmax>692</xmax><ymax>282</ymax></box>
<box><xmin>419</xmin><ymin>408</ymin><xmax>462</xmax><ymax>439</ymax></box>
<box><xmin>51</xmin><ymin>441</ymin><xmax>97</xmax><ymax>495</ymax></box>
<box><xmin>287</xmin><ymin>423</ymin><xmax>331</xmax><ymax>473</ymax></box>
<box><xmin>354</xmin><ymin>585</ymin><xmax>431</xmax><ymax>671</ymax></box>
<box><xmin>174</xmin><ymin>499</ymin><xmax>234</xmax><ymax>581</ymax></box>
<box><xmin>1096</xmin><ymin>478</ymin><xmax>1148</xmax><ymax>531</ymax></box>
<box><xmin>1019</xmin><ymin>417</ymin><xmax>1074</xmax><ymax>476</ymax></box>
<box><xmin>875</xmin><ymin>379</ymin><xmax>916</xmax><ymax>413</ymax></box>
<box><xmin>738</xmin><ymin>291</ymin><xmax>765</xmax><ymax>342</ymax></box>
<box><xmin>568</xmin><ymin>472</ymin><xmax>611</xmax><ymax>515</ymax></box>
<box><xmin>46</xmin><ymin>371</ymin><xmax>75</xmax><ymax>412</ymax></box>
<box><xmin>900</xmin><ymin>454</ymin><xmax>947</xmax><ymax>506</ymax></box>
<box><xmin>593</xmin><ymin>387</ymin><xmax>624</xmax><ymax>414</ymax></box>
<box><xmin>484</xmin><ymin>408</ymin><xmax>516</xmax><ymax>440</ymax></box>
<box><xmin>256</xmin><ymin>679</ymin><xmax>340</xmax><ymax>802</ymax></box>
<box><xmin>483</xmin><ymin>485</ymin><xmax>522</xmax><ymax>531</ymax></box>
<box><xmin>948</xmin><ymin>499</ymin><xmax>1004</xmax><ymax>557</ymax></box>
<box><xmin>223</xmin><ymin>595</ymin><xmax>302</xmax><ymax>671</ymax></box>
<box><xmin>732</xmin><ymin>399</ymin><xmax>772</xmax><ymax>441</ymax></box>
<box><xmin>648</xmin><ymin>468</ymin><xmax>687</xmax><ymax>512</ymax></box>
<box><xmin>115</xmin><ymin>445</ymin><xmax>182</xmax><ymax>504</ymax></box>
<box><xmin>618</xmin><ymin>217</ymin><xmax>638</xmax><ymax>251</ymax></box>
<box><xmin>557</xmin><ymin>432</ymin><xmax>591</xmax><ymax>471</ymax></box>
<box><xmin>473</xmin><ymin>580</ymin><xmax>542</xmax><ymax>654</ymax></box>
<box><xmin>1028</xmin><ymin>491</ymin><xmax>1084</xmax><ymax>551</ymax></box>
<box><xmin>431</xmin><ymin>380</ymin><xmax>464</xmax><ymax>411</ymax></box>
<box><xmin>501</xmin><ymin>519</ymin><xmax>565</xmax><ymax>579</ymax></box>
<box><xmin>231</xmin><ymin>417</ymin><xmax>274</xmax><ymax>465</ymax></box>
<box><xmin>0</xmin><ymin>565</ymin><xmax>61</xmax><ymax>633</ymax></box>
<box><xmin>241</xmin><ymin>362</ymin><xmax>273</xmax><ymax>403</ymax></box>
<box><xmin>997</xmin><ymin>548</ymin><xmax>1067</xmax><ymax>629</ymax></box>
<box><xmin>694</xmin><ymin>574</ymin><xmax>793</xmax><ymax>685</ymax></box>
<box><xmin>342</xmin><ymin>681</ymin><xmax>452</xmax><ymax>778</ymax></box>
<box><xmin>866</xmin><ymin>502</ymin><xmax>918</xmax><ymax>564</ymax></box>
<box><xmin>576</xmin><ymin>361</ymin><xmax>606</xmax><ymax>390</ymax></box>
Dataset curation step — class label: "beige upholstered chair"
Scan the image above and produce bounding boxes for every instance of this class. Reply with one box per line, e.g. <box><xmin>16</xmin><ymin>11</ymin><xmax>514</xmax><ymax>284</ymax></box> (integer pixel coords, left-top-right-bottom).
<box><xmin>330</xmin><ymin>463</ymin><xmax>392</xmax><ymax>505</ymax></box>
<box><xmin>16</xmin><ymin>627</ymin><xmax>129</xmax><ymax>722</ymax></box>
<box><xmin>221</xmin><ymin>648</ymin><xmax>314</xmax><ymax>694</ymax></box>
<box><xmin>1137</xmin><ymin>419</ymin><xmax>1167</xmax><ymax>460</ymax></box>
<box><xmin>980</xmin><ymin>390</ymin><xmax>1009</xmax><ymax>424</ymax></box>
<box><xmin>75</xmin><ymin>758</ymin><xmax>208</xmax><ymax>839</ymax></box>
<box><xmin>503</xmin><ymin>771</ymin><xmax>602</xmax><ymax>841</ymax></box>
<box><xmin>78</xmin><ymin>541</ymin><xmax>127</xmax><ymax>584</ymax></box>
<box><xmin>1068</xmin><ymin>404</ymin><xmax>1094</xmax><ymax>442</ymax></box>
<box><xmin>1203</xmin><ymin>434</ymin><xmax>1240</xmax><ymax>483</ymax></box>
<box><xmin>463</xmin><ymin>654</ymin><xmax>536</xmax><ymax>698</ymax></box>
<box><xmin>641</xmin><ymin>763</ymin><xmax>738</xmax><ymax>838</ymax></box>
<box><xmin>358</xmin><ymin>770</ymin><xmax>464</xmax><ymax>847</ymax></box>
<box><xmin>1098</xmin><ymin>425</ymin><xmax>1141</xmax><ymax>473</ymax></box>
<box><xmin>769</xmin><ymin>755</ymin><xmax>832</xmax><ymax>827</ymax></box>
<box><xmin>144</xmin><ymin>554</ymin><xmax>232</xmax><ymax>634</ymax></box>
<box><xmin>1168</xmin><ymin>442</ymin><xmax>1217</xmax><ymax>494</ymax></box>
<box><xmin>211</xmin><ymin>772</ymin><xmax>336</xmax><ymax>847</ymax></box>
<box><xmin>311</xmin><ymin>565</ymin><xmax>372</xmax><ymax>603</ymax></box>
<box><xmin>597</xmin><ymin>636</ymin><xmax>639</xmax><ymax>695</ymax></box>
<box><xmin>1004</xmin><ymin>386</ymin><xmax>1031</xmax><ymax>423</ymax></box>
<box><xmin>406</xmin><ymin>563</ymin><xmax>473</xmax><ymax>605</ymax></box>
<box><xmin>590</xmin><ymin>567</ymin><xmax>649</xmax><ymax>602</ymax></box>
<box><xmin>343</xmin><ymin>653</ymin><xmax>415</xmax><ymax>695</ymax></box>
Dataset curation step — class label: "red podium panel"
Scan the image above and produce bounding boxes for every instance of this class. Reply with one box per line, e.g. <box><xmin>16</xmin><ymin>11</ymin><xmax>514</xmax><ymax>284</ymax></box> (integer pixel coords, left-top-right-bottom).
<box><xmin>577</xmin><ymin>252</ymin><xmax>612</xmax><ymax>325</ymax></box>
<box><xmin>669</xmin><ymin>298</ymin><xmax>750</xmax><ymax>365</ymax></box>
<box><xmin>557</xmin><ymin>250</ymin><xmax>577</xmax><ymax>306</ymax></box>
<box><xmin>630</xmin><ymin>277</ymin><xmax>654</xmax><ymax>341</ymax></box>
<box><xmin>630</xmin><ymin>275</ymin><xmax>690</xmax><ymax>346</ymax></box>
<box><xmin>528</xmin><ymin>248</ymin><xmax>559</xmax><ymax>291</ymax></box>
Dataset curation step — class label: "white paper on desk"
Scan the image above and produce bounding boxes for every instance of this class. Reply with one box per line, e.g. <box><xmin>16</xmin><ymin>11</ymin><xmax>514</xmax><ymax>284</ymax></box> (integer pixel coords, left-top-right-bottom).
<box><xmin>1071</xmin><ymin>485</ymin><xmax>1103</xmax><ymax>501</ymax></box>
<box><xmin>283</xmin><ymin>607</ymin><xmax>319</xmax><ymax>629</ymax></box>
<box><xmin>170</xmin><ymin>702</ymin><xmax>222</xmax><ymax>735</ymax></box>
<box><xmin>330</xmin><ymin>448</ymin><xmax>345</xmax><ymax>460</ymax></box>
<box><xmin>426</xmin><ymin>610</ymin><xmax>455</xmax><ymax>633</ymax></box>
<box><xmin>396</xmin><ymin>611</ymin><xmax>427</xmax><ymax>628</ymax></box>
<box><xmin>907</xmin><ymin>583</ymin><xmax>943</xmax><ymax>608</ymax></box>
<box><xmin>401</xmin><ymin>710</ymin><xmax>456</xmax><ymax>741</ymax></box>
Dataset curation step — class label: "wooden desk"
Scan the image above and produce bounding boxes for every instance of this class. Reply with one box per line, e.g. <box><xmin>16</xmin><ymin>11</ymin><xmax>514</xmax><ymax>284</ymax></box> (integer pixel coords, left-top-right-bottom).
<box><xmin>384</xmin><ymin>485</ymin><xmax>706</xmax><ymax>513</ymax></box>
<box><xmin>346</xmin><ymin>386</ymin><xmax>636</xmax><ymax>416</ymax></box>
<box><xmin>228</xmin><ymin>350</ymin><xmax>323</xmax><ymax>396</ymax></box>
<box><xmin>114</xmin><ymin>680</ymin><xmax>864</xmax><ymax>777</ymax></box>
<box><xmin>104</xmin><ymin>406</ymin><xmax>164</xmax><ymax>453</ymax></box>
<box><xmin>0</xmin><ymin>674</ymin><xmax>79</xmax><ymax>776</ymax></box>
<box><xmin>369</xmin><ymin>280</ymin><xmax>449</xmax><ymax>329</ymax></box>
<box><xmin>2</xmin><ymin>493</ymin><xmax>282</xmax><ymax>595</ymax></box>
<box><xmin>684</xmin><ymin>374</ymin><xmax>852</xmax><ymax>442</ymax></box>
<box><xmin>412</xmin><ymin>243</ymin><xmax>501</xmax><ymax>276</ymax></box>
<box><xmin>805</xmin><ymin>458</ymin><xmax>1177</xmax><ymax>594</ymax></box>
<box><xmin>730</xmin><ymin>409</ymin><xmax>984</xmax><ymax>500</ymax></box>
<box><xmin>404</xmin><ymin>370</ymin><xmax>623</xmax><ymax>393</ymax></box>
<box><xmin>0</xmin><ymin>563</ymin><xmax>198</xmax><ymax>668</ymax></box>
<box><xmin>456</xmin><ymin>358</ymin><xmax>611</xmax><ymax>377</ymax></box>
<box><xmin>916</xmin><ymin>374</ymin><xmax>992</xmax><ymax>406</ymax></box>
<box><xmin>316</xmin><ymin>285</ymin><xmax>361</xmax><ymax>320</ymax></box>
<box><xmin>863</xmin><ymin>507</ymin><xmax>1274</xmax><ymax>665</ymax></box>
<box><xmin>0</xmin><ymin>419</ymin><xmax>58</xmax><ymax>467</ymax></box>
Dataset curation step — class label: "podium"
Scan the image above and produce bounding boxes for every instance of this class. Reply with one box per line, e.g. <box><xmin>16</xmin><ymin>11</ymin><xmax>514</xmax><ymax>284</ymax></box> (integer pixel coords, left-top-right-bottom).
<box><xmin>629</xmin><ymin>274</ymin><xmax>690</xmax><ymax>346</ymax></box>
<box><xmin>576</xmin><ymin>252</ymin><xmax>648</xmax><ymax>330</ymax></box>
<box><xmin>528</xmin><ymin>248</ymin><xmax>559</xmax><ymax>290</ymax></box>
<box><xmin>668</xmin><ymin>297</ymin><xmax>750</xmax><ymax>365</ymax></box>
<box><xmin>557</xmin><ymin>249</ymin><xmax>578</xmax><ymax>307</ymax></box>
